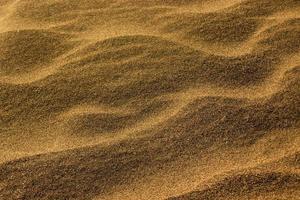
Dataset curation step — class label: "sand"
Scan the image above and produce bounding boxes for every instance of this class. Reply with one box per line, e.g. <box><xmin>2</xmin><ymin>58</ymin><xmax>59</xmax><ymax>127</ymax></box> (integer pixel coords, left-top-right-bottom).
<box><xmin>0</xmin><ymin>0</ymin><xmax>300</xmax><ymax>199</ymax></box>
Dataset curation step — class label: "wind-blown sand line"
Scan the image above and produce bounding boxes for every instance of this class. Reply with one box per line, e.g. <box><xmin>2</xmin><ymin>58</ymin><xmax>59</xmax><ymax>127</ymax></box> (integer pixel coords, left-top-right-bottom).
<box><xmin>1</xmin><ymin>54</ymin><xmax>298</xmax><ymax>163</ymax></box>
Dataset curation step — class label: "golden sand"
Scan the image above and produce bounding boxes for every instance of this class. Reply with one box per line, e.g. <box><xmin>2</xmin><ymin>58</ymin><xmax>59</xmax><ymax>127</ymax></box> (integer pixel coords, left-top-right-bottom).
<box><xmin>0</xmin><ymin>0</ymin><xmax>299</xmax><ymax>199</ymax></box>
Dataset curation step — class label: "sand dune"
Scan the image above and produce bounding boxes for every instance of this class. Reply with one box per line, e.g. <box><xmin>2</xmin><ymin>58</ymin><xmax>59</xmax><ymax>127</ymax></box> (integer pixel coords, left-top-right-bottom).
<box><xmin>0</xmin><ymin>0</ymin><xmax>299</xmax><ymax>199</ymax></box>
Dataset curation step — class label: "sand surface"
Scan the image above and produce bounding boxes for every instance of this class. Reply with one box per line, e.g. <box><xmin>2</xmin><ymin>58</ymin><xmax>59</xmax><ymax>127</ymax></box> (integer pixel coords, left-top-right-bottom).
<box><xmin>0</xmin><ymin>0</ymin><xmax>300</xmax><ymax>199</ymax></box>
